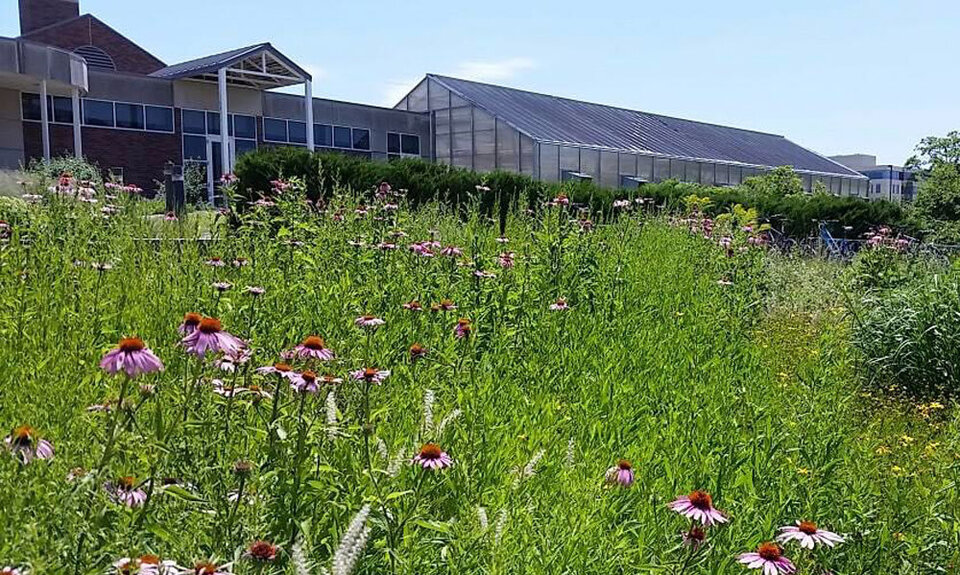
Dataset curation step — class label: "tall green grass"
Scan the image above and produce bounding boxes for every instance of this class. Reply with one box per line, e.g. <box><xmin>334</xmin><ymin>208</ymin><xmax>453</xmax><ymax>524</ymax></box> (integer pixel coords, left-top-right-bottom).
<box><xmin>0</xmin><ymin>180</ymin><xmax>955</xmax><ymax>574</ymax></box>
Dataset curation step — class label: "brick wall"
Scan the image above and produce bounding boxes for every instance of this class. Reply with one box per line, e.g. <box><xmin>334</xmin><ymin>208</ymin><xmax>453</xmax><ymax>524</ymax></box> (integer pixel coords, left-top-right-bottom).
<box><xmin>23</xmin><ymin>121</ymin><xmax>182</xmax><ymax>191</ymax></box>
<box><xmin>21</xmin><ymin>15</ymin><xmax>165</xmax><ymax>75</ymax></box>
<box><xmin>19</xmin><ymin>0</ymin><xmax>79</xmax><ymax>35</ymax></box>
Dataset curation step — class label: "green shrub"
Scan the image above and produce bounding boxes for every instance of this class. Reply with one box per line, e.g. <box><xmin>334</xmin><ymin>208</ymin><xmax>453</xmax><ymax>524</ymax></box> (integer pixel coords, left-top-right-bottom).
<box><xmin>235</xmin><ymin>148</ymin><xmax>908</xmax><ymax>236</ymax></box>
<box><xmin>27</xmin><ymin>155</ymin><xmax>103</xmax><ymax>185</ymax></box>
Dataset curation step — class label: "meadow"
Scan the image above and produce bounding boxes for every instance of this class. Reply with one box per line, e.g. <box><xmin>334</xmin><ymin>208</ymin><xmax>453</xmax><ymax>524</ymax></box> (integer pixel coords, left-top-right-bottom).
<box><xmin>0</xmin><ymin>174</ymin><xmax>956</xmax><ymax>574</ymax></box>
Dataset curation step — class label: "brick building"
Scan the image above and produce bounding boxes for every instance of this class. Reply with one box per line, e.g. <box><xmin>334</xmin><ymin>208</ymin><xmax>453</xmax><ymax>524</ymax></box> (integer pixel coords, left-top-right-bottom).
<box><xmin>0</xmin><ymin>0</ymin><xmax>868</xmax><ymax>198</ymax></box>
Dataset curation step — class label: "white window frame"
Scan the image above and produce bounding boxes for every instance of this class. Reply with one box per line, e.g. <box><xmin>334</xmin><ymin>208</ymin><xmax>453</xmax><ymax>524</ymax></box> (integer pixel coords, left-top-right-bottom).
<box><xmin>387</xmin><ymin>131</ymin><xmax>421</xmax><ymax>159</ymax></box>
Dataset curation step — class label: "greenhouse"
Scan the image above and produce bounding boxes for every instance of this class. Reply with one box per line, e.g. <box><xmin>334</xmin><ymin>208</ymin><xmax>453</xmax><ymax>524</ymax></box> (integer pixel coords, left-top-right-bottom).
<box><xmin>395</xmin><ymin>75</ymin><xmax>868</xmax><ymax>195</ymax></box>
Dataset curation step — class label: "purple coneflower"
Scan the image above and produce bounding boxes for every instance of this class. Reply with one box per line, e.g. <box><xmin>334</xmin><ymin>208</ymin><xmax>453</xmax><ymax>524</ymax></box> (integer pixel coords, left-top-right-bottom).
<box><xmin>777</xmin><ymin>521</ymin><xmax>844</xmax><ymax>549</ymax></box>
<box><xmin>290</xmin><ymin>371</ymin><xmax>320</xmax><ymax>394</ymax></box>
<box><xmin>1</xmin><ymin>568</ymin><xmax>22</xmax><ymax>575</ymax></box>
<box><xmin>244</xmin><ymin>540</ymin><xmax>278</xmax><ymax>563</ymax></box>
<box><xmin>256</xmin><ymin>362</ymin><xmax>296</xmax><ymax>379</ymax></box>
<box><xmin>179</xmin><ymin>312</ymin><xmax>202</xmax><ymax>335</ymax></box>
<box><xmin>413</xmin><ymin>443</ymin><xmax>453</xmax><ymax>470</ymax></box>
<box><xmin>105</xmin><ymin>476</ymin><xmax>148</xmax><ymax>508</ymax></box>
<box><xmin>244</xmin><ymin>286</ymin><xmax>265</xmax><ymax>296</ymax></box>
<box><xmin>215</xmin><ymin>348</ymin><xmax>251</xmax><ymax>373</ymax></box>
<box><xmin>351</xmin><ymin>367</ymin><xmax>390</xmax><ymax>385</ymax></box>
<box><xmin>549</xmin><ymin>298</ymin><xmax>570</xmax><ymax>311</ymax></box>
<box><xmin>181</xmin><ymin>317</ymin><xmax>245</xmax><ymax>357</ymax></box>
<box><xmin>5</xmin><ymin>425</ymin><xmax>54</xmax><ymax>463</ymax></box>
<box><xmin>212</xmin><ymin>380</ymin><xmax>243</xmax><ymax>397</ymax></box>
<box><xmin>185</xmin><ymin>561</ymin><xmax>232</xmax><ymax>575</ymax></box>
<box><xmin>496</xmin><ymin>236</ymin><xmax>509</xmax><ymax>244</ymax></box>
<box><xmin>669</xmin><ymin>490</ymin><xmax>728</xmax><ymax>526</ymax></box>
<box><xmin>440</xmin><ymin>245</ymin><xmax>462</xmax><ymax>257</ymax></box>
<box><xmin>604</xmin><ymin>459</ymin><xmax>634</xmax><ymax>487</ymax></box>
<box><xmin>432</xmin><ymin>299</ymin><xmax>457</xmax><ymax>312</ymax></box>
<box><xmin>291</xmin><ymin>336</ymin><xmax>335</xmax><ymax>361</ymax></box>
<box><xmin>737</xmin><ymin>543</ymin><xmax>796</xmax><ymax>574</ymax></box>
<box><xmin>212</xmin><ymin>281</ymin><xmax>232</xmax><ymax>292</ymax></box>
<box><xmin>100</xmin><ymin>337</ymin><xmax>164</xmax><ymax>377</ymax></box>
<box><xmin>206</xmin><ymin>257</ymin><xmax>226</xmax><ymax>267</ymax></box>
<box><xmin>403</xmin><ymin>300</ymin><xmax>423</xmax><ymax>311</ymax></box>
<box><xmin>474</xmin><ymin>269</ymin><xmax>495</xmax><ymax>278</ymax></box>
<box><xmin>355</xmin><ymin>315</ymin><xmax>385</xmax><ymax>329</ymax></box>
<box><xmin>164</xmin><ymin>212</ymin><xmax>178</xmax><ymax>222</ymax></box>
<box><xmin>377</xmin><ymin>242</ymin><xmax>397</xmax><ymax>250</ymax></box>
<box><xmin>682</xmin><ymin>526</ymin><xmax>707</xmax><ymax>550</ymax></box>
<box><xmin>409</xmin><ymin>343</ymin><xmax>428</xmax><ymax>362</ymax></box>
<box><xmin>454</xmin><ymin>318</ymin><xmax>472</xmax><ymax>339</ymax></box>
<box><xmin>499</xmin><ymin>252</ymin><xmax>515</xmax><ymax>268</ymax></box>
<box><xmin>318</xmin><ymin>374</ymin><xmax>343</xmax><ymax>386</ymax></box>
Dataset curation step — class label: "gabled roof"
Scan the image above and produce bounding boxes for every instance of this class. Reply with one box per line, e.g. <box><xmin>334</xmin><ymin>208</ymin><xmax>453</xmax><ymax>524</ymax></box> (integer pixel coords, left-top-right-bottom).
<box><xmin>428</xmin><ymin>75</ymin><xmax>862</xmax><ymax>178</ymax></box>
<box><xmin>149</xmin><ymin>43</ymin><xmax>310</xmax><ymax>88</ymax></box>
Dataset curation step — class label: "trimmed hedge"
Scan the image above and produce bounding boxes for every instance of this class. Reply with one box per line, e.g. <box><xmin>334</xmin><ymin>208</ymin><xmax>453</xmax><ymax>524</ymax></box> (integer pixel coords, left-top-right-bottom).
<box><xmin>234</xmin><ymin>146</ymin><xmax>908</xmax><ymax>237</ymax></box>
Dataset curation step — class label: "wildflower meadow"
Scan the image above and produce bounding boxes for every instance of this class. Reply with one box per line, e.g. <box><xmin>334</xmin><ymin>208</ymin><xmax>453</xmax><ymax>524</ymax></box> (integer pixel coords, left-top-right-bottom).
<box><xmin>0</xmin><ymin>171</ymin><xmax>956</xmax><ymax>574</ymax></box>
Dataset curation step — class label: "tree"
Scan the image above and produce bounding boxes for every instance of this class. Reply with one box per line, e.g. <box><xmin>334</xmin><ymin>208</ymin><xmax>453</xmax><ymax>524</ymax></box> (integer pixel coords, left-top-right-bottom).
<box><xmin>910</xmin><ymin>131</ymin><xmax>960</xmax><ymax>242</ymax></box>
<box><xmin>740</xmin><ymin>166</ymin><xmax>804</xmax><ymax>201</ymax></box>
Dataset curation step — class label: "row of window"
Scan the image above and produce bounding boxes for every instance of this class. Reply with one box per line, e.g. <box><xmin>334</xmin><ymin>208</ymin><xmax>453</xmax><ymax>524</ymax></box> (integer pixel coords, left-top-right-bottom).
<box><xmin>181</xmin><ymin>109</ymin><xmax>258</xmax><ymax>140</ymax></box>
<box><xmin>387</xmin><ymin>132</ymin><xmax>421</xmax><ymax>159</ymax></box>
<box><xmin>262</xmin><ymin>117</ymin><xmax>372</xmax><ymax>151</ymax></box>
<box><xmin>22</xmin><ymin>93</ymin><xmax>175</xmax><ymax>133</ymax></box>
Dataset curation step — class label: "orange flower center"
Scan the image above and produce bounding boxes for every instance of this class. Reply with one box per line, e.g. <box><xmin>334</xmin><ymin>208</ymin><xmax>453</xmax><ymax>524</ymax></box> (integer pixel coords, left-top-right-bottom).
<box><xmin>321</xmin><ymin>375</ymin><xmax>339</xmax><ymax>384</ymax></box>
<box><xmin>194</xmin><ymin>562</ymin><xmax>218</xmax><ymax>574</ymax></box>
<box><xmin>11</xmin><ymin>425</ymin><xmax>34</xmax><ymax>445</ymax></box>
<box><xmin>407</xmin><ymin>301</ymin><xmax>421</xmax><ymax>309</ymax></box>
<box><xmin>248</xmin><ymin>540</ymin><xmax>276</xmax><ymax>560</ymax></box>
<box><xmin>363</xmin><ymin>368</ymin><xmax>378</xmax><ymax>379</ymax></box>
<box><xmin>441</xmin><ymin>300</ymin><xmax>455</xmax><ymax>309</ymax></box>
<box><xmin>199</xmin><ymin>318</ymin><xmax>222</xmax><ymax>334</ymax></box>
<box><xmin>617</xmin><ymin>459</ymin><xmax>632</xmax><ymax>470</ymax></box>
<box><xmin>688</xmin><ymin>490</ymin><xmax>713</xmax><ymax>510</ymax></box>
<box><xmin>458</xmin><ymin>319</ymin><xmax>471</xmax><ymax>327</ymax></box>
<box><xmin>798</xmin><ymin>521</ymin><xmax>818</xmax><ymax>535</ymax></box>
<box><xmin>118</xmin><ymin>337</ymin><xmax>146</xmax><ymax>353</ymax></box>
<box><xmin>686</xmin><ymin>527</ymin><xmax>705</xmax><ymax>542</ymax></box>
<box><xmin>419</xmin><ymin>443</ymin><xmax>443</xmax><ymax>459</ymax></box>
<box><xmin>757</xmin><ymin>542</ymin><xmax>782</xmax><ymax>561</ymax></box>
<box><xmin>302</xmin><ymin>336</ymin><xmax>326</xmax><ymax>350</ymax></box>
<box><xmin>119</xmin><ymin>476</ymin><xmax>136</xmax><ymax>489</ymax></box>
<box><xmin>274</xmin><ymin>363</ymin><xmax>292</xmax><ymax>372</ymax></box>
<box><xmin>183</xmin><ymin>312</ymin><xmax>202</xmax><ymax>326</ymax></box>
<box><xmin>301</xmin><ymin>371</ymin><xmax>317</xmax><ymax>383</ymax></box>
<box><xmin>139</xmin><ymin>555</ymin><xmax>160</xmax><ymax>565</ymax></box>
<box><xmin>410</xmin><ymin>344</ymin><xmax>426</xmax><ymax>354</ymax></box>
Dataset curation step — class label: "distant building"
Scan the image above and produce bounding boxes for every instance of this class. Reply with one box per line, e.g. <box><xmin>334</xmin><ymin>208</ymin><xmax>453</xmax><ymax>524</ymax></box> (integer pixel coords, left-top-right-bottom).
<box><xmin>829</xmin><ymin>154</ymin><xmax>918</xmax><ymax>203</ymax></box>
<box><xmin>1</xmin><ymin>0</ymin><xmax>868</xmax><ymax>200</ymax></box>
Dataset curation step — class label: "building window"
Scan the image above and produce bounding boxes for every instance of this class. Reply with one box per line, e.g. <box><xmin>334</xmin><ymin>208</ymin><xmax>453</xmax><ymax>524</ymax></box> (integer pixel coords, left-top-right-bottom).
<box><xmin>21</xmin><ymin>93</ymin><xmax>42</xmax><ymax>121</ymax></box>
<box><xmin>115</xmin><ymin>103</ymin><xmax>145</xmax><ymax>130</ymax></box>
<box><xmin>182</xmin><ymin>110</ymin><xmax>206</xmax><ymax>134</ymax></box>
<box><xmin>145</xmin><ymin>106</ymin><xmax>174</xmax><ymax>133</ymax></box>
<box><xmin>333</xmin><ymin>126</ymin><xmax>352</xmax><ymax>149</ymax></box>
<box><xmin>264</xmin><ymin>118</ymin><xmax>288</xmax><ymax>143</ymax></box>
<box><xmin>314</xmin><ymin>124</ymin><xmax>332</xmax><ymax>147</ymax></box>
<box><xmin>289</xmin><ymin>121</ymin><xmax>308</xmax><ymax>144</ymax></box>
<box><xmin>387</xmin><ymin>132</ymin><xmax>421</xmax><ymax>160</ymax></box>
<box><xmin>51</xmin><ymin>97</ymin><xmax>73</xmax><ymax>123</ymax></box>
<box><xmin>82</xmin><ymin>99</ymin><xmax>115</xmax><ymax>127</ymax></box>
<box><xmin>183</xmin><ymin>135</ymin><xmax>207</xmax><ymax>161</ymax></box>
<box><xmin>235</xmin><ymin>139</ymin><xmax>258</xmax><ymax>158</ymax></box>
<box><xmin>234</xmin><ymin>115</ymin><xmax>256</xmax><ymax>139</ymax></box>
<box><xmin>352</xmin><ymin>128</ymin><xmax>370</xmax><ymax>151</ymax></box>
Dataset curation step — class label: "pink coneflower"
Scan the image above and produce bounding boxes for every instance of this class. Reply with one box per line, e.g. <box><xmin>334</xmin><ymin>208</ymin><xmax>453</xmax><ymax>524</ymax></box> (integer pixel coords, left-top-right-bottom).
<box><xmin>100</xmin><ymin>337</ymin><xmax>165</xmax><ymax>377</ymax></box>
<box><xmin>552</xmin><ymin>194</ymin><xmax>570</xmax><ymax>206</ymax></box>
<box><xmin>232</xmin><ymin>258</ymin><xmax>248</xmax><ymax>267</ymax></box>
<box><xmin>244</xmin><ymin>540</ymin><xmax>277</xmax><ymax>562</ymax></box>
<box><xmin>242</xmin><ymin>385</ymin><xmax>273</xmax><ymax>403</ymax></box>
<box><xmin>613</xmin><ymin>199</ymin><xmax>631</xmax><ymax>209</ymax></box>
<box><xmin>355</xmin><ymin>315</ymin><xmax>385</xmax><ymax>329</ymax></box>
<box><xmin>244</xmin><ymin>286</ymin><xmax>265</xmax><ymax>296</ymax></box>
<box><xmin>409</xmin><ymin>343</ymin><xmax>428</xmax><ymax>362</ymax></box>
<box><xmin>496</xmin><ymin>236</ymin><xmax>510</xmax><ymax>244</ymax></box>
<box><xmin>432</xmin><ymin>299</ymin><xmax>457</xmax><ymax>312</ymax></box>
<box><xmin>179</xmin><ymin>312</ymin><xmax>202</xmax><ymax>335</ymax></box>
<box><xmin>290</xmin><ymin>371</ymin><xmax>320</xmax><ymax>394</ymax></box>
<box><xmin>777</xmin><ymin>521</ymin><xmax>844</xmax><ymax>549</ymax></box>
<box><xmin>440</xmin><ymin>245</ymin><xmax>463</xmax><ymax>257</ymax></box>
<box><xmin>351</xmin><ymin>367</ymin><xmax>390</xmax><ymax>385</ymax></box>
<box><xmin>1</xmin><ymin>567</ymin><xmax>23</xmax><ymax>575</ymax></box>
<box><xmin>604</xmin><ymin>459</ymin><xmax>634</xmax><ymax>487</ymax></box>
<box><xmin>4</xmin><ymin>425</ymin><xmax>54</xmax><ymax>464</ymax></box>
<box><xmin>164</xmin><ymin>212</ymin><xmax>178</xmax><ymax>222</ymax></box>
<box><xmin>549</xmin><ymin>298</ymin><xmax>570</xmax><ymax>311</ymax></box>
<box><xmin>92</xmin><ymin>262</ymin><xmax>113</xmax><ymax>272</ymax></box>
<box><xmin>212</xmin><ymin>281</ymin><xmax>232</xmax><ymax>292</ymax></box>
<box><xmin>498</xmin><ymin>252</ymin><xmax>515</xmax><ymax>268</ymax></box>
<box><xmin>454</xmin><ymin>318</ymin><xmax>472</xmax><ymax>339</ymax></box>
<box><xmin>403</xmin><ymin>300</ymin><xmax>423</xmax><ymax>311</ymax></box>
<box><xmin>215</xmin><ymin>348</ymin><xmax>252</xmax><ymax>373</ymax></box>
<box><xmin>377</xmin><ymin>242</ymin><xmax>397</xmax><ymax>251</ymax></box>
<box><xmin>474</xmin><ymin>269</ymin><xmax>495</xmax><ymax>279</ymax></box>
<box><xmin>413</xmin><ymin>443</ymin><xmax>453</xmax><ymax>470</ymax></box>
<box><xmin>291</xmin><ymin>336</ymin><xmax>335</xmax><ymax>361</ymax></box>
<box><xmin>181</xmin><ymin>317</ymin><xmax>245</xmax><ymax>357</ymax></box>
<box><xmin>682</xmin><ymin>526</ymin><xmax>707</xmax><ymax>550</ymax></box>
<box><xmin>206</xmin><ymin>257</ymin><xmax>226</xmax><ymax>267</ymax></box>
<box><xmin>669</xmin><ymin>490</ymin><xmax>728</xmax><ymax>526</ymax></box>
<box><xmin>113</xmin><ymin>555</ymin><xmax>179</xmax><ymax>575</ymax></box>
<box><xmin>105</xmin><ymin>476</ymin><xmax>148</xmax><ymax>508</ymax></box>
<box><xmin>737</xmin><ymin>542</ymin><xmax>796</xmax><ymax>574</ymax></box>
<box><xmin>186</xmin><ymin>561</ymin><xmax>232</xmax><ymax>574</ymax></box>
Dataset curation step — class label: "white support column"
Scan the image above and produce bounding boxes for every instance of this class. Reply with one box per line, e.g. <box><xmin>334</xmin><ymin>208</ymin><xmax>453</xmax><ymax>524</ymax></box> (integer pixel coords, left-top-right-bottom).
<box><xmin>218</xmin><ymin>66</ymin><xmax>231</xmax><ymax>174</ymax></box>
<box><xmin>71</xmin><ymin>88</ymin><xmax>82</xmax><ymax>159</ymax></box>
<box><xmin>305</xmin><ymin>79</ymin><xmax>315</xmax><ymax>152</ymax></box>
<box><xmin>39</xmin><ymin>80</ymin><xmax>50</xmax><ymax>161</ymax></box>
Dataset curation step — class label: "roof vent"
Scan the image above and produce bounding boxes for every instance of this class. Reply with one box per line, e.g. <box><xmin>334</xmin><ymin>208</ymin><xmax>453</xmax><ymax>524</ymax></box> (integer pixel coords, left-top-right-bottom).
<box><xmin>74</xmin><ymin>45</ymin><xmax>116</xmax><ymax>70</ymax></box>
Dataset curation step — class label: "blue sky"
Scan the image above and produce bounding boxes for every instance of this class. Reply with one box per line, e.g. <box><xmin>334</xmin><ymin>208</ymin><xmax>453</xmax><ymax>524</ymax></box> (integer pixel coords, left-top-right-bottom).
<box><xmin>3</xmin><ymin>0</ymin><xmax>956</xmax><ymax>164</ymax></box>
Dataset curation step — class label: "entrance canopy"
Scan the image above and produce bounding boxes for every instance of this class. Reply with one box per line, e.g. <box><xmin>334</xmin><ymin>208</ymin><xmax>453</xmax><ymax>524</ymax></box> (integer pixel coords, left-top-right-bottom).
<box><xmin>149</xmin><ymin>43</ymin><xmax>310</xmax><ymax>89</ymax></box>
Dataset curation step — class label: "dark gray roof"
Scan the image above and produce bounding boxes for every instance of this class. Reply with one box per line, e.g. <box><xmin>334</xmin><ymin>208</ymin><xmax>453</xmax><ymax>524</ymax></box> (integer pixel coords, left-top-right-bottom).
<box><xmin>149</xmin><ymin>43</ymin><xmax>309</xmax><ymax>81</ymax></box>
<box><xmin>429</xmin><ymin>75</ymin><xmax>861</xmax><ymax>178</ymax></box>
